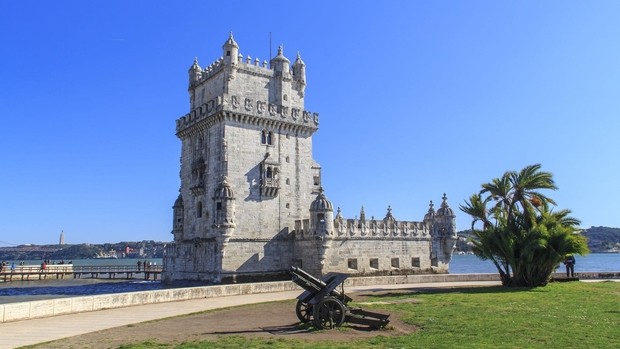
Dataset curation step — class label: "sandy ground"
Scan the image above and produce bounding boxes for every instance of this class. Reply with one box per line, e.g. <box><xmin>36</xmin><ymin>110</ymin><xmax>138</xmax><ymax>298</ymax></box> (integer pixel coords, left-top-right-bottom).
<box><xmin>35</xmin><ymin>292</ymin><xmax>418</xmax><ymax>348</ymax></box>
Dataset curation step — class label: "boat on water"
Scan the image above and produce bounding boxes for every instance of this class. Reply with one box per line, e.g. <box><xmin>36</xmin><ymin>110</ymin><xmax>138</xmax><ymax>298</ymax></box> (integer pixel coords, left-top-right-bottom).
<box><xmin>93</xmin><ymin>251</ymin><xmax>118</xmax><ymax>259</ymax></box>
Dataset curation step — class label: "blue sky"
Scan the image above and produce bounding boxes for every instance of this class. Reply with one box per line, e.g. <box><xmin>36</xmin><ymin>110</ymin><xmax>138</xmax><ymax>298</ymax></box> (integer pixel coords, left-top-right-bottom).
<box><xmin>1</xmin><ymin>1</ymin><xmax>619</xmax><ymax>245</ymax></box>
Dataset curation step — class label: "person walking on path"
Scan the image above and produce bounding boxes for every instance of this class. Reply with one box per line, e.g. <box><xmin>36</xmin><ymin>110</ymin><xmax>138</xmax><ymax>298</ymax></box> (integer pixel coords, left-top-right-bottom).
<box><xmin>564</xmin><ymin>255</ymin><xmax>576</xmax><ymax>277</ymax></box>
<box><xmin>137</xmin><ymin>260</ymin><xmax>142</xmax><ymax>271</ymax></box>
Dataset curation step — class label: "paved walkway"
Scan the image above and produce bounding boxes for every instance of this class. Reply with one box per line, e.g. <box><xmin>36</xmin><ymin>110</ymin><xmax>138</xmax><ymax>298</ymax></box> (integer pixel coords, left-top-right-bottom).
<box><xmin>0</xmin><ymin>281</ymin><xmax>500</xmax><ymax>348</ymax></box>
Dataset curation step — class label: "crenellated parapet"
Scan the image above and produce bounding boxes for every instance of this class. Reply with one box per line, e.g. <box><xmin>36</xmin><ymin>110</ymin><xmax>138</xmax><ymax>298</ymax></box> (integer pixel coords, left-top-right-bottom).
<box><xmin>294</xmin><ymin>207</ymin><xmax>429</xmax><ymax>240</ymax></box>
<box><xmin>188</xmin><ymin>57</ymin><xmax>226</xmax><ymax>88</ymax></box>
<box><xmin>188</xmin><ymin>54</ymin><xmax>278</xmax><ymax>89</ymax></box>
<box><xmin>334</xmin><ymin>218</ymin><xmax>429</xmax><ymax>238</ymax></box>
<box><xmin>175</xmin><ymin>94</ymin><xmax>319</xmax><ymax>138</ymax></box>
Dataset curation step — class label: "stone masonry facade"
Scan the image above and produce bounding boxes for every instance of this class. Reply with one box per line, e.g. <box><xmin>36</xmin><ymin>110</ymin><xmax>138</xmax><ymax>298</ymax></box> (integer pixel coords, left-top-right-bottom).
<box><xmin>162</xmin><ymin>34</ymin><xmax>457</xmax><ymax>284</ymax></box>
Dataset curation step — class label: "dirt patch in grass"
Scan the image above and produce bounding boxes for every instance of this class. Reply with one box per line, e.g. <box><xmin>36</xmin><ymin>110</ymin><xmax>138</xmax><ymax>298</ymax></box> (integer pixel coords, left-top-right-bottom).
<box><xmin>37</xmin><ymin>294</ymin><xmax>417</xmax><ymax>348</ymax></box>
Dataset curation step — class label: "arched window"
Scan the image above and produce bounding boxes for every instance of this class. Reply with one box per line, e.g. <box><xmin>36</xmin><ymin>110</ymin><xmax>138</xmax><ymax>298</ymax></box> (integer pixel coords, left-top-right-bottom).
<box><xmin>266</xmin><ymin>167</ymin><xmax>273</xmax><ymax>179</ymax></box>
<box><xmin>267</xmin><ymin>131</ymin><xmax>273</xmax><ymax>145</ymax></box>
<box><xmin>261</xmin><ymin>130</ymin><xmax>267</xmax><ymax>144</ymax></box>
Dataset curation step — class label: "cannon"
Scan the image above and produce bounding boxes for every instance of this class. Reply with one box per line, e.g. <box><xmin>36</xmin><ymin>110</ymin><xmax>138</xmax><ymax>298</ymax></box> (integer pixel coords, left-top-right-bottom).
<box><xmin>290</xmin><ymin>266</ymin><xmax>390</xmax><ymax>329</ymax></box>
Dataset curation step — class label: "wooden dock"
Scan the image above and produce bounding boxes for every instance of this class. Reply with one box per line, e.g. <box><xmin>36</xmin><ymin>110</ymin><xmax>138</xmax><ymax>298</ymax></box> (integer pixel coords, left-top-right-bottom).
<box><xmin>0</xmin><ymin>265</ymin><xmax>163</xmax><ymax>282</ymax></box>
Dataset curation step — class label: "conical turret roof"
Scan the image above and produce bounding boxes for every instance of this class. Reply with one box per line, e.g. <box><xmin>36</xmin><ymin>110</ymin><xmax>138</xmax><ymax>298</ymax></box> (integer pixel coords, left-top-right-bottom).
<box><xmin>223</xmin><ymin>32</ymin><xmax>239</xmax><ymax>48</ymax></box>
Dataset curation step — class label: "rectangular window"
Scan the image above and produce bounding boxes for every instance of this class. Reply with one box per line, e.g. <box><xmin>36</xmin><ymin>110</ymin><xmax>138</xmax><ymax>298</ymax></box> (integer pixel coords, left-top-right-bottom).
<box><xmin>391</xmin><ymin>258</ymin><xmax>400</xmax><ymax>269</ymax></box>
<box><xmin>313</xmin><ymin>176</ymin><xmax>320</xmax><ymax>186</ymax></box>
<box><xmin>370</xmin><ymin>258</ymin><xmax>379</xmax><ymax>269</ymax></box>
<box><xmin>216</xmin><ymin>202</ymin><xmax>222</xmax><ymax>210</ymax></box>
<box><xmin>293</xmin><ymin>259</ymin><xmax>303</xmax><ymax>268</ymax></box>
<box><xmin>412</xmin><ymin>257</ymin><xmax>421</xmax><ymax>268</ymax></box>
<box><xmin>347</xmin><ymin>258</ymin><xmax>358</xmax><ymax>270</ymax></box>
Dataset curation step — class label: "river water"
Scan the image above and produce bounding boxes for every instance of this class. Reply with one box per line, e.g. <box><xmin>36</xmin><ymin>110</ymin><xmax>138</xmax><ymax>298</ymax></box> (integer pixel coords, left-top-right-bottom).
<box><xmin>1</xmin><ymin>254</ymin><xmax>618</xmax><ymax>304</ymax></box>
<box><xmin>449</xmin><ymin>253</ymin><xmax>620</xmax><ymax>274</ymax></box>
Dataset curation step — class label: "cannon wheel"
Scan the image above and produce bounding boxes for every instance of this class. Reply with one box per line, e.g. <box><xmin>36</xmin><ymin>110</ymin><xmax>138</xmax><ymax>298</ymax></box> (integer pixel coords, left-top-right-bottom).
<box><xmin>313</xmin><ymin>296</ymin><xmax>346</xmax><ymax>329</ymax></box>
<box><xmin>295</xmin><ymin>300</ymin><xmax>313</xmax><ymax>323</ymax></box>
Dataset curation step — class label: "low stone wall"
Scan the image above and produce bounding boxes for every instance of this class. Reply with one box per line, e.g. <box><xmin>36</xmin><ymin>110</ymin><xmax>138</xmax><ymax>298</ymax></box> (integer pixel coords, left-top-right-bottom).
<box><xmin>0</xmin><ymin>280</ymin><xmax>300</xmax><ymax>323</ymax></box>
<box><xmin>2</xmin><ymin>272</ymin><xmax>616</xmax><ymax>323</ymax></box>
<box><xmin>552</xmin><ymin>271</ymin><xmax>620</xmax><ymax>280</ymax></box>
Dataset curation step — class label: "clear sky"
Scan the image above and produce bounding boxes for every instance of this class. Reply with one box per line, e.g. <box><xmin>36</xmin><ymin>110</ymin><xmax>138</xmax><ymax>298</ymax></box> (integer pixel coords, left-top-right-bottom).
<box><xmin>1</xmin><ymin>1</ymin><xmax>619</xmax><ymax>245</ymax></box>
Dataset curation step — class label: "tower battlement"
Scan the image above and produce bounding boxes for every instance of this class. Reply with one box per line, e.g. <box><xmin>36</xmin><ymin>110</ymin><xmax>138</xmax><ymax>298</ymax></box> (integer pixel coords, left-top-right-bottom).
<box><xmin>179</xmin><ymin>33</ymin><xmax>313</xmax><ymax>138</ymax></box>
<box><xmin>175</xmin><ymin>96</ymin><xmax>319</xmax><ymax>137</ymax></box>
<box><xmin>188</xmin><ymin>53</ymin><xmax>274</xmax><ymax>89</ymax></box>
<box><xmin>295</xmin><ymin>217</ymin><xmax>429</xmax><ymax>239</ymax></box>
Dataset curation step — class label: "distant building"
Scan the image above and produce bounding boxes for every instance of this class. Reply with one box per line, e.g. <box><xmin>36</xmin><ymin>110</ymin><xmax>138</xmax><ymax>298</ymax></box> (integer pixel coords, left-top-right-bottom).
<box><xmin>163</xmin><ymin>34</ymin><xmax>457</xmax><ymax>284</ymax></box>
<box><xmin>59</xmin><ymin>230</ymin><xmax>65</xmax><ymax>245</ymax></box>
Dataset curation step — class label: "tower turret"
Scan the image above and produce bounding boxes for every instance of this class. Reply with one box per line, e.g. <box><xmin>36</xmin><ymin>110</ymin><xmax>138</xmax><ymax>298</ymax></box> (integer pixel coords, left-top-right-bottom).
<box><xmin>212</xmin><ymin>177</ymin><xmax>236</xmax><ymax>282</ymax></box>
<box><xmin>310</xmin><ymin>188</ymin><xmax>334</xmax><ymax>274</ymax></box>
<box><xmin>223</xmin><ymin>32</ymin><xmax>239</xmax><ymax>83</ymax></box>
<box><xmin>188</xmin><ymin>58</ymin><xmax>203</xmax><ymax>87</ymax></box>
<box><xmin>222</xmin><ymin>32</ymin><xmax>239</xmax><ymax>66</ymax></box>
<box><xmin>310</xmin><ymin>188</ymin><xmax>334</xmax><ymax>236</ymax></box>
<box><xmin>292</xmin><ymin>52</ymin><xmax>306</xmax><ymax>96</ymax></box>
<box><xmin>383</xmin><ymin>205</ymin><xmax>396</xmax><ymax>222</ymax></box>
<box><xmin>172</xmin><ymin>194</ymin><xmax>185</xmax><ymax>240</ymax></box>
<box><xmin>269</xmin><ymin>45</ymin><xmax>291</xmax><ymax>105</ymax></box>
<box><xmin>423</xmin><ymin>200</ymin><xmax>435</xmax><ymax>226</ymax></box>
<box><xmin>213</xmin><ymin>177</ymin><xmax>236</xmax><ymax>236</ymax></box>
<box><xmin>430</xmin><ymin>194</ymin><xmax>457</xmax><ymax>269</ymax></box>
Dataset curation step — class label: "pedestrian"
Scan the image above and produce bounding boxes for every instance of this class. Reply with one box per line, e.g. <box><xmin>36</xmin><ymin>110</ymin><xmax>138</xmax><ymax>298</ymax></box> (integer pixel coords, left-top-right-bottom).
<box><xmin>137</xmin><ymin>260</ymin><xmax>142</xmax><ymax>271</ymax></box>
<box><xmin>11</xmin><ymin>262</ymin><xmax>15</xmax><ymax>273</ymax></box>
<box><xmin>564</xmin><ymin>254</ymin><xmax>576</xmax><ymax>277</ymax></box>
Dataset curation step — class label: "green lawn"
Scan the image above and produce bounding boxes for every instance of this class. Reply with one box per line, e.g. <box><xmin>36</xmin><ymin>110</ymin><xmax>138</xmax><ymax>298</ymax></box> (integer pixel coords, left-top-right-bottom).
<box><xmin>124</xmin><ymin>281</ymin><xmax>619</xmax><ymax>349</ymax></box>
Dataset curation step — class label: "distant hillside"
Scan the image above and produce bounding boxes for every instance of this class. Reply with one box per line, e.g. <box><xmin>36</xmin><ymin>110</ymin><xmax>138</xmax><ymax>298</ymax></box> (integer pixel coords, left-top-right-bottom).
<box><xmin>582</xmin><ymin>226</ymin><xmax>620</xmax><ymax>253</ymax></box>
<box><xmin>456</xmin><ymin>226</ymin><xmax>620</xmax><ymax>253</ymax></box>
<box><xmin>0</xmin><ymin>241</ymin><xmax>167</xmax><ymax>261</ymax></box>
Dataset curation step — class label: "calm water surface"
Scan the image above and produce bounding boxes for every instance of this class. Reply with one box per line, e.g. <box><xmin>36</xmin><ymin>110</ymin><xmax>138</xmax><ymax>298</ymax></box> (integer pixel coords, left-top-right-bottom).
<box><xmin>449</xmin><ymin>253</ymin><xmax>620</xmax><ymax>274</ymax></box>
<box><xmin>1</xmin><ymin>254</ymin><xmax>618</xmax><ymax>304</ymax></box>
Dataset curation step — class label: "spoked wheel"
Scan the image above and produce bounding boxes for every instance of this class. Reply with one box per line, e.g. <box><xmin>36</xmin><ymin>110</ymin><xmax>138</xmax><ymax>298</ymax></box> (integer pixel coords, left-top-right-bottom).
<box><xmin>295</xmin><ymin>299</ymin><xmax>313</xmax><ymax>323</ymax></box>
<box><xmin>313</xmin><ymin>296</ymin><xmax>346</xmax><ymax>329</ymax></box>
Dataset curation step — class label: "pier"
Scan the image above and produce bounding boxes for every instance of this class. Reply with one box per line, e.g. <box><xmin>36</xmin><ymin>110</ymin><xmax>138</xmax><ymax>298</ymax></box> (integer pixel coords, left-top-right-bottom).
<box><xmin>0</xmin><ymin>264</ymin><xmax>163</xmax><ymax>282</ymax></box>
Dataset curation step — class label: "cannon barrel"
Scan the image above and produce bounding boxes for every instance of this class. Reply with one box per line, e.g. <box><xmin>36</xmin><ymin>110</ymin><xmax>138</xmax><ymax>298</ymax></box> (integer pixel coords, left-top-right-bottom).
<box><xmin>290</xmin><ymin>266</ymin><xmax>327</xmax><ymax>292</ymax></box>
<box><xmin>290</xmin><ymin>266</ymin><xmax>349</xmax><ymax>302</ymax></box>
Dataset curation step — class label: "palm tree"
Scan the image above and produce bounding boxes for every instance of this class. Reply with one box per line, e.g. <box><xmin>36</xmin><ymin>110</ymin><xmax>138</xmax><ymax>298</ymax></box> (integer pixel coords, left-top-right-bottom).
<box><xmin>460</xmin><ymin>164</ymin><xmax>588</xmax><ymax>287</ymax></box>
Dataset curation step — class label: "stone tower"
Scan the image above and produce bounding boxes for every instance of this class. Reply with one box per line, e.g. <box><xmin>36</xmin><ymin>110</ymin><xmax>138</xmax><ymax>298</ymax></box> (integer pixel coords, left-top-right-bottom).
<box><xmin>163</xmin><ymin>33</ymin><xmax>321</xmax><ymax>283</ymax></box>
<box><xmin>164</xmin><ymin>34</ymin><xmax>457</xmax><ymax>284</ymax></box>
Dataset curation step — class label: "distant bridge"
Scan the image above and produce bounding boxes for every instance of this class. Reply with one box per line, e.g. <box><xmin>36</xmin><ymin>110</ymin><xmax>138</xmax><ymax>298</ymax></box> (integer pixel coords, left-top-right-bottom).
<box><xmin>0</xmin><ymin>265</ymin><xmax>163</xmax><ymax>282</ymax></box>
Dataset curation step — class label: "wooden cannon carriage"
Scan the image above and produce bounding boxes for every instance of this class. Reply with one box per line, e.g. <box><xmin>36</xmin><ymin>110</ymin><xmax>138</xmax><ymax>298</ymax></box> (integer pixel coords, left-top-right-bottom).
<box><xmin>290</xmin><ymin>266</ymin><xmax>390</xmax><ymax>329</ymax></box>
